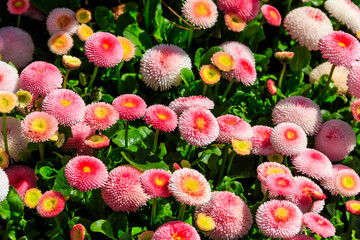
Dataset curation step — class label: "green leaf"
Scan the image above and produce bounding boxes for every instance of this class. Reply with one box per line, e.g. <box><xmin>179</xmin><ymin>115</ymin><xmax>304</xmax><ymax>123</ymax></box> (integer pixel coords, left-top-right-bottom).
<box><xmin>0</xmin><ymin>199</ymin><xmax>10</xmax><ymax>220</ymax></box>
<box><xmin>113</xmin><ymin>129</ymin><xmax>143</xmax><ymax>152</ymax></box>
<box><xmin>194</xmin><ymin>48</ymin><xmax>205</xmax><ymax>69</ymax></box>
<box><xmin>53</xmin><ymin>167</ymin><xmax>72</xmax><ymax>197</ymax></box>
<box><xmin>123</xmin><ymin>24</ymin><xmax>152</xmax><ymax>51</ymax></box>
<box><xmin>121</xmin><ymin>151</ymin><xmax>169</xmax><ymax>171</ymax></box>
<box><xmin>124</xmin><ymin>1</ymin><xmax>139</xmax><ymax>20</ymax></box>
<box><xmin>90</xmin><ymin>220</ymin><xmax>116</xmax><ymax>240</ymax></box>
<box><xmin>7</xmin><ymin>186</ymin><xmax>24</xmax><ymax>218</ymax></box>
<box><xmin>289</xmin><ymin>45</ymin><xmax>311</xmax><ymax>72</ymax></box>
<box><xmin>117</xmin><ymin>73</ymin><xmax>139</xmax><ymax>94</ymax></box>
<box><xmin>180</xmin><ymin>68</ymin><xmax>194</xmax><ymax>87</ymax></box>
<box><xmin>85</xmin><ymin>189</ymin><xmax>106</xmax><ymax>219</ymax></box>
<box><xmin>107</xmin><ymin>213</ymin><xmax>128</xmax><ymax>238</ymax></box>
<box><xmin>94</xmin><ymin>6</ymin><xmax>116</xmax><ymax>31</ymax></box>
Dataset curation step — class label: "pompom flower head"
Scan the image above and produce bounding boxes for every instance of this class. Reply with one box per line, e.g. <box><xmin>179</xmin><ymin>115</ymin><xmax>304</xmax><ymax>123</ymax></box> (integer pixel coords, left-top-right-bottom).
<box><xmin>48</xmin><ymin>31</ymin><xmax>73</xmax><ymax>55</ymax></box>
<box><xmin>168</xmin><ymin>168</ymin><xmax>211</xmax><ymax>206</ymax></box>
<box><xmin>0</xmin><ymin>91</ymin><xmax>17</xmax><ymax>113</ymax></box>
<box><xmin>182</xmin><ymin>0</ymin><xmax>218</xmax><ymax>29</ymax></box>
<box><xmin>42</xmin><ymin>89</ymin><xmax>85</xmax><ymax>126</ymax></box>
<box><xmin>22</xmin><ymin>112</ymin><xmax>59</xmax><ymax>143</ymax></box>
<box><xmin>76</xmin><ymin>8</ymin><xmax>91</xmax><ymax>23</ymax></box>
<box><xmin>5</xmin><ymin>165</ymin><xmax>37</xmax><ymax>199</ymax></box>
<box><xmin>36</xmin><ymin>190</ymin><xmax>65</xmax><ymax>218</ymax></box>
<box><xmin>169</xmin><ymin>96</ymin><xmax>214</xmax><ymax>115</ymax></box>
<box><xmin>346</xmin><ymin>200</ymin><xmax>360</xmax><ymax>215</ymax></box>
<box><xmin>284</xmin><ymin>7</ymin><xmax>333</xmax><ymax>51</ymax></box>
<box><xmin>84</xmin><ymin>135</ymin><xmax>110</xmax><ymax>149</ymax></box>
<box><xmin>270</xmin><ymin>123</ymin><xmax>307</xmax><ymax>156</ymax></box>
<box><xmin>211</xmin><ymin>52</ymin><xmax>235</xmax><ymax>71</ymax></box>
<box><xmin>62</xmin><ymin>122</ymin><xmax>95</xmax><ymax>155</ymax></box>
<box><xmin>351</xmin><ymin>98</ymin><xmax>360</xmax><ymax>122</ymax></box>
<box><xmin>19</xmin><ymin>61</ymin><xmax>63</xmax><ymax>96</ymax></box>
<box><xmin>334</xmin><ymin>169</ymin><xmax>360</xmax><ymax>197</ymax></box>
<box><xmin>0</xmin><ymin>168</ymin><xmax>9</xmax><ymax>203</ymax></box>
<box><xmin>24</xmin><ymin>188</ymin><xmax>42</xmax><ymax>209</ymax></box>
<box><xmin>347</xmin><ymin>61</ymin><xmax>360</xmax><ymax>98</ymax></box>
<box><xmin>272</xmin><ymin>96</ymin><xmax>322</xmax><ymax>136</ymax></box>
<box><xmin>117</xmin><ymin>36</ymin><xmax>136</xmax><ymax>62</ymax></box>
<box><xmin>84</xmin><ymin>102</ymin><xmax>119</xmax><ymax>130</ymax></box>
<box><xmin>101</xmin><ymin>166</ymin><xmax>149</xmax><ymax>212</ymax></box>
<box><xmin>303</xmin><ymin>212</ymin><xmax>335</xmax><ymax>238</ymax></box>
<box><xmin>257</xmin><ymin>162</ymin><xmax>291</xmax><ymax>182</ymax></box>
<box><xmin>261</xmin><ymin>4</ymin><xmax>281</xmax><ymax>26</ymax></box>
<box><xmin>178</xmin><ymin>108</ymin><xmax>219</xmax><ymax>147</ymax></box>
<box><xmin>216</xmin><ymin>114</ymin><xmax>252</xmax><ymax>143</ymax></box>
<box><xmin>263</xmin><ymin>173</ymin><xmax>296</xmax><ymax>197</ymax></box>
<box><xmin>256</xmin><ymin>200</ymin><xmax>303</xmax><ymax>239</ymax></box>
<box><xmin>46</xmin><ymin>8</ymin><xmax>78</xmax><ymax>35</ymax></box>
<box><xmin>144</xmin><ymin>105</ymin><xmax>177</xmax><ymax>132</ymax></box>
<box><xmin>199</xmin><ymin>65</ymin><xmax>221</xmax><ymax>85</ymax></box>
<box><xmin>0</xmin><ymin>61</ymin><xmax>19</xmax><ymax>93</ymax></box>
<box><xmin>112</xmin><ymin>94</ymin><xmax>147</xmax><ymax>121</ymax></box>
<box><xmin>139</xmin><ymin>169</ymin><xmax>171</xmax><ymax>198</ymax></box>
<box><xmin>152</xmin><ymin>221</ymin><xmax>200</xmax><ymax>240</ymax></box>
<box><xmin>195</xmin><ymin>191</ymin><xmax>253</xmax><ymax>239</ymax></box>
<box><xmin>251</xmin><ymin>125</ymin><xmax>276</xmax><ymax>156</ymax></box>
<box><xmin>76</xmin><ymin>24</ymin><xmax>93</xmax><ymax>41</ymax></box>
<box><xmin>217</xmin><ymin>0</ymin><xmax>260</xmax><ymax>21</ymax></box>
<box><xmin>0</xmin><ymin>26</ymin><xmax>34</xmax><ymax>68</ymax></box>
<box><xmin>291</xmin><ymin>148</ymin><xmax>333</xmax><ymax>180</ymax></box>
<box><xmin>65</xmin><ymin>156</ymin><xmax>108</xmax><ymax>192</ymax></box>
<box><xmin>318</xmin><ymin>31</ymin><xmax>360</xmax><ymax>67</ymax></box>
<box><xmin>71</xmin><ymin>224</ymin><xmax>86</xmax><ymax>240</ymax></box>
<box><xmin>314</xmin><ymin>119</ymin><xmax>356</xmax><ymax>161</ymax></box>
<box><xmin>84</xmin><ymin>32</ymin><xmax>123</xmax><ymax>68</ymax></box>
<box><xmin>140</xmin><ymin>44</ymin><xmax>192</xmax><ymax>91</ymax></box>
<box><xmin>7</xmin><ymin>0</ymin><xmax>30</xmax><ymax>15</ymax></box>
<box><xmin>224</xmin><ymin>12</ymin><xmax>247</xmax><ymax>32</ymax></box>
<box><xmin>233</xmin><ymin>58</ymin><xmax>257</xmax><ymax>86</ymax></box>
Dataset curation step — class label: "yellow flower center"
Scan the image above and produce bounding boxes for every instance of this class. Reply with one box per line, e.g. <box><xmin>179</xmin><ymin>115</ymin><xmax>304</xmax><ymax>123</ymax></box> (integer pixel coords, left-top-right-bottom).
<box><xmin>196</xmin><ymin>117</ymin><xmax>206</xmax><ymax>131</ymax></box>
<box><xmin>94</xmin><ymin>107</ymin><xmax>108</xmax><ymax>118</ymax></box>
<box><xmin>31</xmin><ymin>118</ymin><xmax>48</xmax><ymax>133</ymax></box>
<box><xmin>0</xmin><ymin>98</ymin><xmax>9</xmax><ymax>107</ymax></box>
<box><xmin>196</xmin><ymin>213</ymin><xmax>216</xmax><ymax>231</ymax></box>
<box><xmin>89</xmin><ymin>135</ymin><xmax>104</xmax><ymax>143</ymax></box>
<box><xmin>203</xmin><ymin>69</ymin><xmax>218</xmax><ymax>81</ymax></box>
<box><xmin>274</xmin><ymin>207</ymin><xmax>289</xmax><ymax>221</ymax></box>
<box><xmin>277</xmin><ymin>179</ymin><xmax>287</xmax><ymax>186</ymax></box>
<box><xmin>78</xmin><ymin>12</ymin><xmax>88</xmax><ymax>21</ymax></box>
<box><xmin>350</xmin><ymin>202</ymin><xmax>360</xmax><ymax>211</ymax></box>
<box><xmin>171</xmin><ymin>233</ymin><xmax>184</xmax><ymax>240</ymax></box>
<box><xmin>285</xmin><ymin>129</ymin><xmax>296</xmax><ymax>140</ymax></box>
<box><xmin>184</xmin><ymin>178</ymin><xmax>200</xmax><ymax>192</ymax></box>
<box><xmin>266</xmin><ymin>167</ymin><xmax>285</xmax><ymax>176</ymax></box>
<box><xmin>14</xmin><ymin>0</ymin><xmax>24</xmax><ymax>7</ymax></box>
<box><xmin>231</xmin><ymin>14</ymin><xmax>241</xmax><ymax>23</ymax></box>
<box><xmin>83</xmin><ymin>166</ymin><xmax>91</xmax><ymax>173</ymax></box>
<box><xmin>218</xmin><ymin>54</ymin><xmax>233</xmax><ymax>67</ymax></box>
<box><xmin>195</xmin><ymin>3</ymin><xmax>209</xmax><ymax>16</ymax></box>
<box><xmin>232</xmin><ymin>139</ymin><xmax>252</xmax><ymax>155</ymax></box>
<box><xmin>42</xmin><ymin>197</ymin><xmax>58</xmax><ymax>211</ymax></box>
<box><xmin>60</xmin><ymin>100</ymin><xmax>71</xmax><ymax>107</ymax></box>
<box><xmin>124</xmin><ymin>101</ymin><xmax>135</xmax><ymax>107</ymax></box>
<box><xmin>154</xmin><ymin>177</ymin><xmax>165</xmax><ymax>186</ymax></box>
<box><xmin>103</xmin><ymin>43</ymin><xmax>110</xmax><ymax>50</ymax></box>
<box><xmin>342</xmin><ymin>176</ymin><xmax>355</xmax><ymax>189</ymax></box>
<box><xmin>53</xmin><ymin>37</ymin><xmax>66</xmax><ymax>48</ymax></box>
<box><xmin>157</xmin><ymin>113</ymin><xmax>167</xmax><ymax>120</ymax></box>
<box><xmin>269</xmin><ymin>10</ymin><xmax>278</xmax><ymax>19</ymax></box>
<box><xmin>338</xmin><ymin>41</ymin><xmax>346</xmax><ymax>47</ymax></box>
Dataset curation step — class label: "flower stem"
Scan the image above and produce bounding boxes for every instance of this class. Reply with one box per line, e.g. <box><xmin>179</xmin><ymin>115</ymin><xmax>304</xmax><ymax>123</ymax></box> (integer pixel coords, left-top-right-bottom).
<box><xmin>2</xmin><ymin>113</ymin><xmax>9</xmax><ymax>158</ymax></box>
<box><xmin>178</xmin><ymin>204</ymin><xmax>186</xmax><ymax>221</ymax></box>
<box><xmin>87</xmin><ymin>65</ymin><xmax>99</xmax><ymax>93</ymax></box>
<box><xmin>150</xmin><ymin>198</ymin><xmax>157</xmax><ymax>229</ymax></box>
<box><xmin>144</xmin><ymin>0</ymin><xmax>150</xmax><ymax>32</ymax></box>
<box><xmin>24</xmin><ymin>107</ymin><xmax>29</xmax><ymax>116</ymax></box>
<box><xmin>347</xmin><ymin>213</ymin><xmax>355</xmax><ymax>235</ymax></box>
<box><xmin>187</xmin><ymin>26</ymin><xmax>194</xmax><ymax>51</ymax></box>
<box><xmin>318</xmin><ymin>64</ymin><xmax>336</xmax><ymax>106</ymax></box>
<box><xmin>218</xmin><ymin>143</ymin><xmax>230</xmax><ymax>184</ymax></box>
<box><xmin>124</xmin><ymin>120</ymin><xmax>129</xmax><ymax>148</ymax></box>
<box><xmin>226</xmin><ymin>151</ymin><xmax>236</xmax><ymax>176</ymax></box>
<box><xmin>284</xmin><ymin>156</ymin><xmax>288</xmax><ymax>167</ymax></box>
<box><xmin>152</xmin><ymin>129</ymin><xmax>160</xmax><ymax>154</ymax></box>
<box><xmin>287</xmin><ymin>0</ymin><xmax>293</xmax><ymax>12</ymax></box>
<box><xmin>307</xmin><ymin>199</ymin><xmax>315</xmax><ymax>212</ymax></box>
<box><xmin>278</xmin><ymin>64</ymin><xmax>287</xmax><ymax>90</ymax></box>
<box><xmin>39</xmin><ymin>142</ymin><xmax>45</xmax><ymax>161</ymax></box>
<box><xmin>17</xmin><ymin>15</ymin><xmax>21</xmax><ymax>28</ymax></box>
<box><xmin>186</xmin><ymin>145</ymin><xmax>194</xmax><ymax>160</ymax></box>
<box><xmin>261</xmin><ymin>191</ymin><xmax>269</xmax><ymax>203</ymax></box>
<box><xmin>223</xmin><ymin>78</ymin><xmax>235</xmax><ymax>100</ymax></box>
<box><xmin>202</xmin><ymin>84</ymin><xmax>208</xmax><ymax>96</ymax></box>
<box><xmin>63</xmin><ymin>70</ymin><xmax>70</xmax><ymax>89</ymax></box>
<box><xmin>258</xmin><ymin>155</ymin><xmax>263</xmax><ymax>165</ymax></box>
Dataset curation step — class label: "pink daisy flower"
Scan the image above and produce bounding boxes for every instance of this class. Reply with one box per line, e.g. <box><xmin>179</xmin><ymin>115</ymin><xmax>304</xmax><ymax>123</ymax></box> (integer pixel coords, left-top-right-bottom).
<box><xmin>65</xmin><ymin>155</ymin><xmax>108</xmax><ymax>192</ymax></box>
<box><xmin>152</xmin><ymin>221</ymin><xmax>200</xmax><ymax>240</ymax></box>
<box><xmin>291</xmin><ymin>149</ymin><xmax>333</xmax><ymax>180</ymax></box>
<box><xmin>256</xmin><ymin>200</ymin><xmax>303</xmax><ymax>239</ymax></box>
<box><xmin>0</xmin><ymin>61</ymin><xmax>19</xmax><ymax>93</ymax></box>
<box><xmin>36</xmin><ymin>190</ymin><xmax>65</xmax><ymax>218</ymax></box>
<box><xmin>168</xmin><ymin>168</ymin><xmax>211</xmax><ymax>206</ymax></box>
<box><xmin>334</xmin><ymin>169</ymin><xmax>360</xmax><ymax>197</ymax></box>
<box><xmin>285</xmin><ymin>176</ymin><xmax>325</xmax><ymax>213</ymax></box>
<box><xmin>62</xmin><ymin>122</ymin><xmax>95</xmax><ymax>155</ymax></box>
<box><xmin>217</xmin><ymin>0</ymin><xmax>260</xmax><ymax>21</ymax></box>
<box><xmin>263</xmin><ymin>173</ymin><xmax>296</xmax><ymax>197</ymax></box>
<box><xmin>46</xmin><ymin>8</ymin><xmax>78</xmax><ymax>35</ymax></box>
<box><xmin>216</xmin><ymin>114</ymin><xmax>252</xmax><ymax>143</ymax></box>
<box><xmin>182</xmin><ymin>0</ymin><xmax>218</xmax><ymax>29</ymax></box>
<box><xmin>7</xmin><ymin>0</ymin><xmax>30</xmax><ymax>15</ymax></box>
<box><xmin>0</xmin><ymin>26</ymin><xmax>34</xmax><ymax>69</ymax></box>
<box><xmin>5</xmin><ymin>165</ymin><xmax>37</xmax><ymax>199</ymax></box>
<box><xmin>303</xmin><ymin>213</ymin><xmax>335</xmax><ymax>238</ymax></box>
<box><xmin>347</xmin><ymin>61</ymin><xmax>360</xmax><ymax>98</ymax></box>
<box><xmin>314</xmin><ymin>119</ymin><xmax>356</xmax><ymax>162</ymax></box>
<box><xmin>318</xmin><ymin>31</ymin><xmax>360</xmax><ymax>67</ymax></box>
<box><xmin>320</xmin><ymin>164</ymin><xmax>351</xmax><ymax>194</ymax></box>
<box><xmin>19</xmin><ymin>61</ymin><xmax>63</xmax><ymax>96</ymax></box>
<box><xmin>84</xmin><ymin>135</ymin><xmax>110</xmax><ymax>149</ymax></box>
<box><xmin>0</xmin><ymin>168</ymin><xmax>9</xmax><ymax>203</ymax></box>
<box><xmin>257</xmin><ymin>162</ymin><xmax>292</xmax><ymax>182</ymax></box>
<box><xmin>70</xmin><ymin>223</ymin><xmax>86</xmax><ymax>240</ymax></box>
<box><xmin>267</xmin><ymin>79</ymin><xmax>277</xmax><ymax>95</ymax></box>
<box><xmin>211</xmin><ymin>52</ymin><xmax>235</xmax><ymax>72</ymax></box>
<box><xmin>113</xmin><ymin>94</ymin><xmax>147</xmax><ymax>121</ymax></box>
<box><xmin>169</xmin><ymin>96</ymin><xmax>214</xmax><ymax>115</ymax></box>
<box><xmin>101</xmin><ymin>166</ymin><xmax>149</xmax><ymax>212</ymax></box>
<box><xmin>351</xmin><ymin>98</ymin><xmax>360</xmax><ymax>122</ymax></box>
<box><xmin>144</xmin><ymin>105</ymin><xmax>178</xmax><ymax>132</ymax></box>
<box><xmin>84</xmin><ymin>32</ymin><xmax>123</xmax><ymax>68</ymax></box>
<box><xmin>48</xmin><ymin>31</ymin><xmax>74</xmax><ymax>56</ymax></box>
<box><xmin>233</xmin><ymin>58</ymin><xmax>257</xmax><ymax>86</ymax></box>
<box><xmin>220</xmin><ymin>41</ymin><xmax>255</xmax><ymax>64</ymax></box>
<box><xmin>346</xmin><ymin>200</ymin><xmax>360</xmax><ymax>215</ymax></box>
<box><xmin>22</xmin><ymin>112</ymin><xmax>59</xmax><ymax>143</ymax></box>
<box><xmin>284</xmin><ymin>7</ymin><xmax>333</xmax><ymax>51</ymax></box>
<box><xmin>261</xmin><ymin>4</ymin><xmax>281</xmax><ymax>26</ymax></box>
<box><xmin>195</xmin><ymin>191</ymin><xmax>253</xmax><ymax>239</ymax></box>
<box><xmin>42</xmin><ymin>89</ymin><xmax>85</xmax><ymax>126</ymax></box>
<box><xmin>178</xmin><ymin>108</ymin><xmax>219</xmax><ymax>147</ymax></box>
<box><xmin>140</xmin><ymin>44</ymin><xmax>192</xmax><ymax>91</ymax></box>
<box><xmin>139</xmin><ymin>169</ymin><xmax>171</xmax><ymax>198</ymax></box>
<box><xmin>251</xmin><ymin>125</ymin><xmax>276</xmax><ymax>156</ymax></box>
<box><xmin>224</xmin><ymin>12</ymin><xmax>247</xmax><ymax>32</ymax></box>
<box><xmin>84</xmin><ymin>102</ymin><xmax>119</xmax><ymax>130</ymax></box>
<box><xmin>272</xmin><ymin>96</ymin><xmax>322</xmax><ymax>136</ymax></box>
<box><xmin>270</xmin><ymin>123</ymin><xmax>307</xmax><ymax>156</ymax></box>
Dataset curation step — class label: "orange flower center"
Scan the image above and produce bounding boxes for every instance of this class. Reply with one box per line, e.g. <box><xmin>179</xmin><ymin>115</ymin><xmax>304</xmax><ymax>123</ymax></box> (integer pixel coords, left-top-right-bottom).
<box><xmin>57</xmin><ymin>16</ymin><xmax>70</xmax><ymax>28</ymax></box>
<box><xmin>157</xmin><ymin>113</ymin><xmax>167</xmax><ymax>120</ymax></box>
<box><xmin>269</xmin><ymin>10</ymin><xmax>278</xmax><ymax>19</ymax></box>
<box><xmin>154</xmin><ymin>176</ymin><xmax>165</xmax><ymax>186</ymax></box>
<box><xmin>277</xmin><ymin>179</ymin><xmax>288</xmax><ymax>187</ymax></box>
<box><xmin>274</xmin><ymin>207</ymin><xmax>289</xmax><ymax>221</ymax></box>
<box><xmin>103</xmin><ymin>43</ymin><xmax>110</xmax><ymax>50</ymax></box>
<box><xmin>196</xmin><ymin>117</ymin><xmax>206</xmax><ymax>131</ymax></box>
<box><xmin>195</xmin><ymin>3</ymin><xmax>209</xmax><ymax>16</ymax></box>
<box><xmin>14</xmin><ymin>0</ymin><xmax>24</xmax><ymax>7</ymax></box>
<box><xmin>171</xmin><ymin>233</ymin><xmax>184</xmax><ymax>240</ymax></box>
<box><xmin>285</xmin><ymin>129</ymin><xmax>296</xmax><ymax>140</ymax></box>
<box><xmin>342</xmin><ymin>176</ymin><xmax>355</xmax><ymax>189</ymax></box>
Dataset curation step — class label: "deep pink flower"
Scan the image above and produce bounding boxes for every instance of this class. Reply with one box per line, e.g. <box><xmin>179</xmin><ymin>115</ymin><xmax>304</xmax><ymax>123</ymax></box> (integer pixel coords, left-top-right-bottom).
<box><xmin>263</xmin><ymin>173</ymin><xmax>296</xmax><ymax>197</ymax></box>
<box><xmin>346</xmin><ymin>200</ymin><xmax>360</xmax><ymax>215</ymax></box>
<box><xmin>261</xmin><ymin>4</ymin><xmax>281</xmax><ymax>26</ymax></box>
<box><xmin>152</xmin><ymin>221</ymin><xmax>200</xmax><ymax>240</ymax></box>
<box><xmin>217</xmin><ymin>0</ymin><xmax>260</xmax><ymax>21</ymax></box>
<box><xmin>36</xmin><ymin>191</ymin><xmax>65</xmax><ymax>218</ymax></box>
<box><xmin>233</xmin><ymin>58</ymin><xmax>257</xmax><ymax>86</ymax></box>
<box><xmin>84</xmin><ymin>102</ymin><xmax>119</xmax><ymax>130</ymax></box>
<box><xmin>5</xmin><ymin>165</ymin><xmax>37</xmax><ymax>199</ymax></box>
<box><xmin>112</xmin><ymin>94</ymin><xmax>147</xmax><ymax>121</ymax></box>
<box><xmin>251</xmin><ymin>125</ymin><xmax>276</xmax><ymax>156</ymax></box>
<box><xmin>84</xmin><ymin>135</ymin><xmax>110</xmax><ymax>149</ymax></box>
<box><xmin>139</xmin><ymin>169</ymin><xmax>171</xmax><ymax>198</ymax></box>
<box><xmin>7</xmin><ymin>0</ymin><xmax>30</xmax><ymax>15</ymax></box>
<box><xmin>144</xmin><ymin>105</ymin><xmax>178</xmax><ymax>132</ymax></box>
<box><xmin>216</xmin><ymin>114</ymin><xmax>252</xmax><ymax>143</ymax></box>
<box><xmin>303</xmin><ymin>212</ymin><xmax>335</xmax><ymax>238</ymax></box>
<box><xmin>70</xmin><ymin>224</ymin><xmax>86</xmax><ymax>240</ymax></box>
<box><xmin>21</xmin><ymin>112</ymin><xmax>59</xmax><ymax>143</ymax></box>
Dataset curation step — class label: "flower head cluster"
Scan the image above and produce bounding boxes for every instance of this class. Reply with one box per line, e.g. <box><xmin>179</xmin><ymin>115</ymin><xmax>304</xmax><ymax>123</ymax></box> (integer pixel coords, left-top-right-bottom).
<box><xmin>182</xmin><ymin>0</ymin><xmax>218</xmax><ymax>29</ymax></box>
<box><xmin>36</xmin><ymin>190</ymin><xmax>65</xmax><ymax>218</ymax></box>
<box><xmin>5</xmin><ymin>165</ymin><xmax>37</xmax><ymax>199</ymax></box>
<box><xmin>84</xmin><ymin>102</ymin><xmax>119</xmax><ymax>130</ymax></box>
<box><xmin>22</xmin><ymin>112</ymin><xmax>59</xmax><ymax>142</ymax></box>
<box><xmin>46</xmin><ymin>8</ymin><xmax>78</xmax><ymax>35</ymax></box>
<box><xmin>144</xmin><ymin>105</ymin><xmax>178</xmax><ymax>132</ymax></box>
<box><xmin>216</xmin><ymin>114</ymin><xmax>252</xmax><ymax>143</ymax></box>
